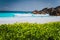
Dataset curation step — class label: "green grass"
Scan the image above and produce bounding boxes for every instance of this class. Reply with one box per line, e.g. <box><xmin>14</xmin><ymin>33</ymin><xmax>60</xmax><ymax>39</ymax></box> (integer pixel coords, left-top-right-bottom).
<box><xmin>0</xmin><ymin>22</ymin><xmax>60</xmax><ymax>40</ymax></box>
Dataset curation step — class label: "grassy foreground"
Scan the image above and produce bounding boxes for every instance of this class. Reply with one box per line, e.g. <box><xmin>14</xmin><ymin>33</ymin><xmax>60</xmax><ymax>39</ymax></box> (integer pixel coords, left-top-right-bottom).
<box><xmin>0</xmin><ymin>22</ymin><xmax>60</xmax><ymax>40</ymax></box>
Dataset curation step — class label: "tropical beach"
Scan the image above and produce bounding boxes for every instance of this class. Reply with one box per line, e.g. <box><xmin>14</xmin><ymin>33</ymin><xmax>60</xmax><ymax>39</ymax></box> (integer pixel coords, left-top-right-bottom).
<box><xmin>0</xmin><ymin>0</ymin><xmax>60</xmax><ymax>40</ymax></box>
<box><xmin>0</xmin><ymin>6</ymin><xmax>60</xmax><ymax>24</ymax></box>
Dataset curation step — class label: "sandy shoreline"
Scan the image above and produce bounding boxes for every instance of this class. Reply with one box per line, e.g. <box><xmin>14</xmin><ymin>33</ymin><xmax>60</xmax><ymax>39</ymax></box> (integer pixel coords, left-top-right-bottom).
<box><xmin>0</xmin><ymin>16</ymin><xmax>60</xmax><ymax>24</ymax></box>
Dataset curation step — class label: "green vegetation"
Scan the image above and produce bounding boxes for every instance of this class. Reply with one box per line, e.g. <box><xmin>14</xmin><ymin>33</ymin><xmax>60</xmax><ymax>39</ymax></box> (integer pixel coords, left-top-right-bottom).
<box><xmin>0</xmin><ymin>22</ymin><xmax>60</xmax><ymax>40</ymax></box>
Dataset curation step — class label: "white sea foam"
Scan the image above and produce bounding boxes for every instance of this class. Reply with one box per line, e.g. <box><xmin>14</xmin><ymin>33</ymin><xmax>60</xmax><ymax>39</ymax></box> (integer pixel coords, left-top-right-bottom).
<box><xmin>33</xmin><ymin>14</ymin><xmax>49</xmax><ymax>16</ymax></box>
<box><xmin>15</xmin><ymin>14</ymin><xmax>32</xmax><ymax>16</ymax></box>
<box><xmin>15</xmin><ymin>14</ymin><xmax>49</xmax><ymax>17</ymax></box>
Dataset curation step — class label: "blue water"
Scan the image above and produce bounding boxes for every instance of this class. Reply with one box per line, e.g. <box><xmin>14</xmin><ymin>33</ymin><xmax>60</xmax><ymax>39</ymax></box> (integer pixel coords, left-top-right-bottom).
<box><xmin>0</xmin><ymin>13</ymin><xmax>50</xmax><ymax>17</ymax></box>
<box><xmin>0</xmin><ymin>13</ymin><xmax>15</xmax><ymax>17</ymax></box>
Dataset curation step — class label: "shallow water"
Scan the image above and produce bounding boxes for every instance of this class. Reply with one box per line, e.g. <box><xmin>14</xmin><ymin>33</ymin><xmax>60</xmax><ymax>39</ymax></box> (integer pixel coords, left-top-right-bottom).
<box><xmin>0</xmin><ymin>13</ymin><xmax>49</xmax><ymax>17</ymax></box>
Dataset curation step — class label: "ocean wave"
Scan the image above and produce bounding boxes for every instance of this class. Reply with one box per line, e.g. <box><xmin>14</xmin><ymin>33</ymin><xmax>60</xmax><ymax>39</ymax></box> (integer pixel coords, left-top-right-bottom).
<box><xmin>15</xmin><ymin>14</ymin><xmax>32</xmax><ymax>16</ymax></box>
<box><xmin>15</xmin><ymin>14</ymin><xmax>49</xmax><ymax>17</ymax></box>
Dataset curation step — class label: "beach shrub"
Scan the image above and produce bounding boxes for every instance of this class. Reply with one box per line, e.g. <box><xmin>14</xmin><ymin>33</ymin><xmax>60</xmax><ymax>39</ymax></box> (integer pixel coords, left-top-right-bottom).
<box><xmin>0</xmin><ymin>22</ymin><xmax>60</xmax><ymax>40</ymax></box>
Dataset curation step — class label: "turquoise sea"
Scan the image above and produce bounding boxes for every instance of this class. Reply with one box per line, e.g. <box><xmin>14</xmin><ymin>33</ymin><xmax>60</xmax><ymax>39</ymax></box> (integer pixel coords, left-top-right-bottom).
<box><xmin>0</xmin><ymin>13</ymin><xmax>49</xmax><ymax>17</ymax></box>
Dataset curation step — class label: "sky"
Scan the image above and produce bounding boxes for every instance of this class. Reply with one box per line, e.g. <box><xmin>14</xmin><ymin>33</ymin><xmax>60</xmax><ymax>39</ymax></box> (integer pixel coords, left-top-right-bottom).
<box><xmin>0</xmin><ymin>0</ymin><xmax>60</xmax><ymax>11</ymax></box>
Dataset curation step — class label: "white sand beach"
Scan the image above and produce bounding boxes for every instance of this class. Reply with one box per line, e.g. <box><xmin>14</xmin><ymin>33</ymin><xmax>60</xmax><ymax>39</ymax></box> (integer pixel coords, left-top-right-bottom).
<box><xmin>0</xmin><ymin>16</ymin><xmax>60</xmax><ymax>24</ymax></box>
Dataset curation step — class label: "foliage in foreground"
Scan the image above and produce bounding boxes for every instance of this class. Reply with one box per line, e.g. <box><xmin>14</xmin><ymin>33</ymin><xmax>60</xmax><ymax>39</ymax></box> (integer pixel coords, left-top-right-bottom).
<box><xmin>0</xmin><ymin>22</ymin><xmax>60</xmax><ymax>40</ymax></box>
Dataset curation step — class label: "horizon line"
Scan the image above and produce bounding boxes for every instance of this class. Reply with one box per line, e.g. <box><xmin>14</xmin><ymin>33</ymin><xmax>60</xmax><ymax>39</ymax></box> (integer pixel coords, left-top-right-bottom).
<box><xmin>0</xmin><ymin>11</ymin><xmax>32</xmax><ymax>13</ymax></box>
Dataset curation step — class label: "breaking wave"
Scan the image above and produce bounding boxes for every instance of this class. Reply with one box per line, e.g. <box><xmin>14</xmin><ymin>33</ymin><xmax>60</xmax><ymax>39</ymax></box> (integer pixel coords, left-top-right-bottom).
<box><xmin>15</xmin><ymin>14</ymin><xmax>49</xmax><ymax>17</ymax></box>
